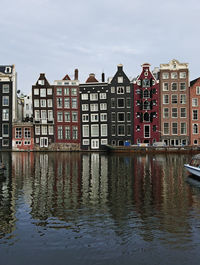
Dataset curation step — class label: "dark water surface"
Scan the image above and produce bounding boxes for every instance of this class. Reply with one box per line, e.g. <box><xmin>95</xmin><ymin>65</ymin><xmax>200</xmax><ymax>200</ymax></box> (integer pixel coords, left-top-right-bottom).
<box><xmin>0</xmin><ymin>152</ymin><xmax>200</xmax><ymax>265</ymax></box>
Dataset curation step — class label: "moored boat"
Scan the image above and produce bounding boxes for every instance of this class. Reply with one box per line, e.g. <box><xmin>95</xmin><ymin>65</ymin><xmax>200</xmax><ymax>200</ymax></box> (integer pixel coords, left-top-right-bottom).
<box><xmin>184</xmin><ymin>154</ymin><xmax>200</xmax><ymax>177</ymax></box>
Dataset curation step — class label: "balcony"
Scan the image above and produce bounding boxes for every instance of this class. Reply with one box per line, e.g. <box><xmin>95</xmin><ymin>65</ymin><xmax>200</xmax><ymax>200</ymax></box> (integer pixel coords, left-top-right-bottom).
<box><xmin>33</xmin><ymin>118</ymin><xmax>54</xmax><ymax>124</ymax></box>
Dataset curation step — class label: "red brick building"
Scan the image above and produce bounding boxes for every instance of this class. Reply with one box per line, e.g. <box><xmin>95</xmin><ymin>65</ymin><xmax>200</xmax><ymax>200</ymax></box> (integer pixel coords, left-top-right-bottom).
<box><xmin>53</xmin><ymin>69</ymin><xmax>80</xmax><ymax>150</ymax></box>
<box><xmin>12</xmin><ymin>122</ymin><xmax>34</xmax><ymax>150</ymax></box>
<box><xmin>189</xmin><ymin>77</ymin><xmax>200</xmax><ymax>145</ymax></box>
<box><xmin>134</xmin><ymin>63</ymin><xmax>160</xmax><ymax>145</ymax></box>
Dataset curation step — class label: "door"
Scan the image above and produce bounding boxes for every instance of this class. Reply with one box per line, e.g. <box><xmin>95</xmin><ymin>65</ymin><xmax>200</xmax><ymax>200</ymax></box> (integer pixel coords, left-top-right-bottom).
<box><xmin>40</xmin><ymin>137</ymin><xmax>48</xmax><ymax>147</ymax></box>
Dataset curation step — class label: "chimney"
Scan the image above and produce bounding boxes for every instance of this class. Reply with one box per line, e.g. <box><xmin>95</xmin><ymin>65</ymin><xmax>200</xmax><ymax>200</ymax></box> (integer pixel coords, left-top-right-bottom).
<box><xmin>102</xmin><ymin>72</ymin><xmax>105</xmax><ymax>82</ymax></box>
<box><xmin>74</xmin><ymin>69</ymin><xmax>78</xmax><ymax>80</ymax></box>
<box><xmin>117</xmin><ymin>64</ymin><xmax>123</xmax><ymax>71</ymax></box>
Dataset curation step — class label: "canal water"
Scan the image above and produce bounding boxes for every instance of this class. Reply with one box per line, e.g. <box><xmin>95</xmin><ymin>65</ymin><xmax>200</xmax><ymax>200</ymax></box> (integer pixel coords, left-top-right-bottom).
<box><xmin>0</xmin><ymin>152</ymin><xmax>200</xmax><ymax>265</ymax></box>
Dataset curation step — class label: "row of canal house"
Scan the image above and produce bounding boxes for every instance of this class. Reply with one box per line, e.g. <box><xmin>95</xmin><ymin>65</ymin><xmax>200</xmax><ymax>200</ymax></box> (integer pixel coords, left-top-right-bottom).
<box><xmin>0</xmin><ymin>59</ymin><xmax>198</xmax><ymax>151</ymax></box>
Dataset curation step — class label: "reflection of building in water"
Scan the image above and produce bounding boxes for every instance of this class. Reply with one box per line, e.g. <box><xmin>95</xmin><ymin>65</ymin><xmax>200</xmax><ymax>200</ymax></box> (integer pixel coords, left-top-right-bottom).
<box><xmin>81</xmin><ymin>153</ymin><xmax>108</xmax><ymax>205</ymax></box>
<box><xmin>0</xmin><ymin>153</ymin><xmax>15</xmax><ymax>240</ymax></box>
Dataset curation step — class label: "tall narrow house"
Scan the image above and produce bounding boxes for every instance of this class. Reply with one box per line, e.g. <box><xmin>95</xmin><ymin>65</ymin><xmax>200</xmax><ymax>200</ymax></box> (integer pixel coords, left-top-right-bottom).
<box><xmin>32</xmin><ymin>73</ymin><xmax>54</xmax><ymax>148</ymax></box>
<box><xmin>53</xmin><ymin>69</ymin><xmax>81</xmax><ymax>150</ymax></box>
<box><xmin>108</xmin><ymin>64</ymin><xmax>133</xmax><ymax>146</ymax></box>
<box><xmin>0</xmin><ymin>65</ymin><xmax>17</xmax><ymax>149</ymax></box>
<box><xmin>133</xmin><ymin>63</ymin><xmax>160</xmax><ymax>145</ymax></box>
<box><xmin>79</xmin><ymin>73</ymin><xmax>108</xmax><ymax>150</ymax></box>
<box><xmin>159</xmin><ymin>59</ymin><xmax>189</xmax><ymax>146</ymax></box>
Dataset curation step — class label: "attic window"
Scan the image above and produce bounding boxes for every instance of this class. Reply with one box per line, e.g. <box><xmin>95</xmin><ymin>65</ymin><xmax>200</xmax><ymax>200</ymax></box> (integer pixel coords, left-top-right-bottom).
<box><xmin>5</xmin><ymin>67</ymin><xmax>11</xmax><ymax>74</ymax></box>
<box><xmin>118</xmin><ymin>77</ymin><xmax>123</xmax><ymax>83</ymax></box>
<box><xmin>38</xmin><ymin>80</ymin><xmax>44</xmax><ymax>85</ymax></box>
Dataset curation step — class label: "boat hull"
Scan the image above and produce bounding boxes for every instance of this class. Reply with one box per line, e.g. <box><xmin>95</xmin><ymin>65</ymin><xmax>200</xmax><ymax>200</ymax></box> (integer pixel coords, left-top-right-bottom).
<box><xmin>184</xmin><ymin>164</ymin><xmax>200</xmax><ymax>177</ymax></box>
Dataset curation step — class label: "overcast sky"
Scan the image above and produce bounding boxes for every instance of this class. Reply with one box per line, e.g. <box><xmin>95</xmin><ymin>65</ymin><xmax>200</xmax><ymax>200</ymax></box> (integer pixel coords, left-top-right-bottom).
<box><xmin>0</xmin><ymin>0</ymin><xmax>200</xmax><ymax>94</ymax></box>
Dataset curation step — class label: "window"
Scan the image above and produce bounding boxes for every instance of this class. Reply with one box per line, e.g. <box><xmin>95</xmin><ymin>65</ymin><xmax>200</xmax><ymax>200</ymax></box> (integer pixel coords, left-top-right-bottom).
<box><xmin>40</xmin><ymin>99</ymin><xmax>46</xmax><ymax>107</ymax></box>
<box><xmin>193</xmin><ymin>110</ymin><xmax>198</xmax><ymax>120</ymax></box>
<box><xmin>172</xmin><ymin>108</ymin><xmax>178</xmax><ymax>118</ymax></box>
<box><xmin>193</xmin><ymin>124</ymin><xmax>198</xmax><ymax>134</ymax></box>
<box><xmin>111</xmin><ymin>87</ymin><xmax>115</xmax><ymax>93</ymax></box>
<box><xmin>118</xmin><ymin>125</ymin><xmax>125</xmax><ymax>136</ymax></box>
<box><xmin>90</xmin><ymin>104</ymin><xmax>98</xmax><ymax>111</ymax></box>
<box><xmin>180</xmin><ymin>108</ymin><xmax>186</xmax><ymax>118</ymax></box>
<box><xmin>171</xmin><ymin>72</ymin><xmax>178</xmax><ymax>79</ymax></box>
<box><xmin>83</xmin><ymin>125</ymin><xmax>89</xmax><ymax>137</ymax></box>
<box><xmin>41</xmin><ymin>126</ymin><xmax>47</xmax><ymax>135</ymax></box>
<box><xmin>64</xmin><ymin>88</ymin><xmax>70</xmax><ymax>95</ymax></box>
<box><xmin>57</xmin><ymin>98</ymin><xmax>62</xmax><ymax>108</ymax></box>
<box><xmin>48</xmin><ymin>110</ymin><xmax>53</xmax><ymax>120</ymax></box>
<box><xmin>100</xmin><ymin>113</ymin><xmax>107</xmax><ymax>121</ymax></box>
<box><xmin>49</xmin><ymin>126</ymin><xmax>54</xmax><ymax>135</ymax></box>
<box><xmin>142</xmin><ymin>79</ymin><xmax>150</xmax><ymax>87</ymax></box>
<box><xmin>163</xmin><ymin>108</ymin><xmax>169</xmax><ymax>118</ymax></box>
<box><xmin>41</xmin><ymin>110</ymin><xmax>47</xmax><ymax>119</ymax></box>
<box><xmin>118</xmin><ymin>77</ymin><xmax>123</xmax><ymax>83</ymax></box>
<box><xmin>91</xmin><ymin>125</ymin><xmax>99</xmax><ymax>137</ymax></box>
<box><xmin>34</xmin><ymin>99</ymin><xmax>39</xmax><ymax>107</ymax></box>
<box><xmin>2</xmin><ymin>139</ymin><xmax>9</xmax><ymax>146</ymax></box>
<box><xmin>172</xmin><ymin>122</ymin><xmax>178</xmax><ymax>134</ymax></box>
<box><xmin>47</xmin><ymin>88</ymin><xmax>52</xmax><ymax>95</ymax></box>
<box><xmin>64</xmin><ymin>112</ymin><xmax>70</xmax><ymax>122</ymax></box>
<box><xmin>111</xmin><ymin>112</ymin><xmax>115</xmax><ymax>122</ymax></box>
<box><xmin>83</xmin><ymin>139</ymin><xmax>89</xmax><ymax>145</ymax></box>
<box><xmin>171</xmin><ymin>95</ymin><xmax>178</xmax><ymax>104</ymax></box>
<box><xmin>16</xmin><ymin>128</ymin><xmax>22</xmax><ymax>138</ymax></box>
<box><xmin>3</xmin><ymin>84</ymin><xmax>9</xmax><ymax>93</ymax></box>
<box><xmin>91</xmin><ymin>114</ymin><xmax>99</xmax><ymax>122</ymax></box>
<box><xmin>82</xmin><ymin>114</ymin><xmax>89</xmax><ymax>122</ymax></box>
<box><xmin>2</xmin><ymin>124</ymin><xmax>9</xmax><ymax>137</ymax></box>
<box><xmin>118</xmin><ymin>112</ymin><xmax>125</xmax><ymax>122</ymax></box>
<box><xmin>2</xmin><ymin>109</ymin><xmax>9</xmax><ymax>120</ymax></box>
<box><xmin>71</xmin><ymin>88</ymin><xmax>77</xmax><ymax>96</ymax></box>
<box><xmin>171</xmin><ymin>83</ymin><xmax>177</xmax><ymax>91</ymax></box>
<box><xmin>40</xmin><ymin>88</ymin><xmax>46</xmax><ymax>97</ymax></box>
<box><xmin>162</xmin><ymin>72</ymin><xmax>169</xmax><ymax>79</ymax></box>
<box><xmin>117</xmin><ymin>87</ymin><xmax>124</xmax><ymax>94</ymax></box>
<box><xmin>2</xmin><ymin>96</ymin><xmax>9</xmax><ymax>106</ymax></box>
<box><xmin>56</xmin><ymin>88</ymin><xmax>62</xmax><ymax>95</ymax></box>
<box><xmin>90</xmin><ymin>93</ymin><xmax>98</xmax><ymax>101</ymax></box>
<box><xmin>181</xmin><ymin>123</ymin><xmax>186</xmax><ymax>135</ymax></box>
<box><xmin>127</xmin><ymin>125</ymin><xmax>131</xmax><ymax>136</ymax></box>
<box><xmin>192</xmin><ymin>98</ymin><xmax>198</xmax><ymax>107</ymax></box>
<box><xmin>163</xmin><ymin>83</ymin><xmax>169</xmax><ymax>91</ymax></box>
<box><xmin>35</xmin><ymin>110</ymin><xmax>40</xmax><ymax>120</ymax></box>
<box><xmin>58</xmin><ymin>126</ymin><xmax>63</xmax><ymax>139</ymax></box>
<box><xmin>34</xmin><ymin>88</ymin><xmax>39</xmax><ymax>95</ymax></box>
<box><xmin>163</xmin><ymin>95</ymin><xmax>169</xmax><ymax>104</ymax></box>
<box><xmin>143</xmin><ymin>101</ymin><xmax>150</xmax><ymax>110</ymax></box>
<box><xmin>72</xmin><ymin>126</ymin><xmax>78</xmax><ymax>139</ymax></box>
<box><xmin>24</xmin><ymin>128</ymin><xmax>31</xmax><ymax>138</ymax></box>
<box><xmin>117</xmin><ymin>98</ymin><xmax>124</xmax><ymax>108</ymax></box>
<box><xmin>101</xmin><ymin>124</ymin><xmax>107</xmax><ymax>137</ymax></box>
<box><xmin>194</xmin><ymin>139</ymin><xmax>198</xmax><ymax>145</ymax></box>
<box><xmin>101</xmin><ymin>139</ymin><xmax>108</xmax><ymax>145</ymax></box>
<box><xmin>111</xmin><ymin>125</ymin><xmax>115</xmax><ymax>135</ymax></box>
<box><xmin>180</xmin><ymin>72</ymin><xmax>186</xmax><ymax>78</ymax></box>
<box><xmin>127</xmin><ymin>98</ymin><xmax>131</xmax><ymax>108</ymax></box>
<box><xmin>35</xmin><ymin>126</ymin><xmax>40</xmax><ymax>135</ymax></box>
<box><xmin>144</xmin><ymin>125</ymin><xmax>150</xmax><ymax>138</ymax></box>
<box><xmin>81</xmin><ymin>93</ymin><xmax>88</xmax><ymax>100</ymax></box>
<box><xmin>126</xmin><ymin>86</ymin><xmax>130</xmax><ymax>93</ymax></box>
<box><xmin>163</xmin><ymin>123</ymin><xmax>169</xmax><ymax>135</ymax></box>
<box><xmin>64</xmin><ymin>98</ymin><xmax>70</xmax><ymax>108</ymax></box>
<box><xmin>47</xmin><ymin>99</ymin><xmax>52</xmax><ymax>107</ymax></box>
<box><xmin>24</xmin><ymin>140</ymin><xmax>30</xmax><ymax>145</ymax></box>
<box><xmin>38</xmin><ymin>80</ymin><xmax>44</xmax><ymax>85</ymax></box>
<box><xmin>127</xmin><ymin>112</ymin><xmax>131</xmax><ymax>122</ymax></box>
<box><xmin>111</xmin><ymin>98</ymin><xmax>115</xmax><ymax>108</ymax></box>
<box><xmin>100</xmin><ymin>103</ymin><xmax>107</xmax><ymax>110</ymax></box>
<box><xmin>196</xmin><ymin>87</ymin><xmax>200</xmax><ymax>95</ymax></box>
<box><xmin>65</xmin><ymin>126</ymin><xmax>71</xmax><ymax>139</ymax></box>
<box><xmin>82</xmin><ymin>104</ymin><xmax>89</xmax><ymax>111</ymax></box>
<box><xmin>57</xmin><ymin>112</ymin><xmax>63</xmax><ymax>122</ymax></box>
<box><xmin>143</xmin><ymin>90</ymin><xmax>150</xmax><ymax>98</ymax></box>
<box><xmin>180</xmin><ymin>82</ymin><xmax>186</xmax><ymax>91</ymax></box>
<box><xmin>72</xmin><ymin>112</ymin><xmax>78</xmax><ymax>122</ymax></box>
<box><xmin>71</xmin><ymin>98</ymin><xmax>77</xmax><ymax>108</ymax></box>
<box><xmin>100</xmin><ymin>93</ymin><xmax>107</xmax><ymax>99</ymax></box>
<box><xmin>180</xmin><ymin>94</ymin><xmax>186</xmax><ymax>104</ymax></box>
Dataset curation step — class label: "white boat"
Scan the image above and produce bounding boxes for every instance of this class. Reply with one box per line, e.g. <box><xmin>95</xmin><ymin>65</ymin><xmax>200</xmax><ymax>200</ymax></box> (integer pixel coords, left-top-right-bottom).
<box><xmin>184</xmin><ymin>154</ymin><xmax>200</xmax><ymax>177</ymax></box>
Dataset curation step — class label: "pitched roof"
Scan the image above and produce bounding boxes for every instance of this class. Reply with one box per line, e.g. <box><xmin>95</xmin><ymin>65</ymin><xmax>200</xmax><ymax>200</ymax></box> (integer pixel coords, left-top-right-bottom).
<box><xmin>85</xmin><ymin>73</ymin><xmax>98</xmax><ymax>83</ymax></box>
<box><xmin>190</xmin><ymin>77</ymin><xmax>200</xmax><ymax>87</ymax></box>
<box><xmin>62</xmin><ymin>74</ymin><xmax>71</xmax><ymax>80</ymax></box>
